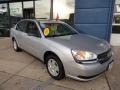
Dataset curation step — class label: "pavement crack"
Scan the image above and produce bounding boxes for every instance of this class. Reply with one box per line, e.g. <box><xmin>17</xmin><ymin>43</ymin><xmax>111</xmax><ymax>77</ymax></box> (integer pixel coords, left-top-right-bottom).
<box><xmin>0</xmin><ymin>60</ymin><xmax>36</xmax><ymax>86</ymax></box>
<box><xmin>0</xmin><ymin>46</ymin><xmax>11</xmax><ymax>51</ymax></box>
<box><xmin>104</xmin><ymin>73</ymin><xmax>112</xmax><ymax>90</ymax></box>
<box><xmin>53</xmin><ymin>84</ymin><xmax>75</xmax><ymax>90</ymax></box>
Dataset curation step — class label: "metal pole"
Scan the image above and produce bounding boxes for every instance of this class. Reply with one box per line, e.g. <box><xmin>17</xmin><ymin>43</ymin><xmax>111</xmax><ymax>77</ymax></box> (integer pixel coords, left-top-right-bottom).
<box><xmin>33</xmin><ymin>0</ymin><xmax>35</xmax><ymax>19</ymax></box>
<box><xmin>7</xmin><ymin>3</ymin><xmax>11</xmax><ymax>29</ymax></box>
<box><xmin>50</xmin><ymin>0</ymin><xmax>53</xmax><ymax>19</ymax></box>
<box><xmin>22</xmin><ymin>1</ymin><xmax>24</xmax><ymax>18</ymax></box>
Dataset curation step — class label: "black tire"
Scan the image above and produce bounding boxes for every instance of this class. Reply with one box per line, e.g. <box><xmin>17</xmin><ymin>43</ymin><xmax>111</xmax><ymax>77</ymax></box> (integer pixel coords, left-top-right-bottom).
<box><xmin>12</xmin><ymin>39</ymin><xmax>21</xmax><ymax>52</ymax></box>
<box><xmin>46</xmin><ymin>54</ymin><xmax>65</xmax><ymax>80</ymax></box>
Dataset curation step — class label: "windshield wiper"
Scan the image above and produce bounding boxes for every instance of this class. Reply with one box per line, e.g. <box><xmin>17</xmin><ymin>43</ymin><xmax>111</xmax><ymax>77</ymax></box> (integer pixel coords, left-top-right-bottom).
<box><xmin>46</xmin><ymin>33</ymin><xmax>77</xmax><ymax>37</ymax></box>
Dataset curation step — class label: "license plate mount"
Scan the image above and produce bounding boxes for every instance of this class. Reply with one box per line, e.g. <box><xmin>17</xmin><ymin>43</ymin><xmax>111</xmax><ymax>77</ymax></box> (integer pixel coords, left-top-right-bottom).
<box><xmin>108</xmin><ymin>61</ymin><xmax>113</xmax><ymax>70</ymax></box>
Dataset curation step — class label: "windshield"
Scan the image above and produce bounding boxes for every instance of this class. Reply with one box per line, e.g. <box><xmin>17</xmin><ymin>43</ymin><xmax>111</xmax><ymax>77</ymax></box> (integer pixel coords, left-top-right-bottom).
<box><xmin>40</xmin><ymin>23</ymin><xmax>77</xmax><ymax>37</ymax></box>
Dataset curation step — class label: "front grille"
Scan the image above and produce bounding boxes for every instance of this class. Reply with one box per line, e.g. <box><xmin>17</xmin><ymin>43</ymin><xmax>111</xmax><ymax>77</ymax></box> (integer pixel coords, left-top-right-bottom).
<box><xmin>98</xmin><ymin>49</ymin><xmax>112</xmax><ymax>64</ymax></box>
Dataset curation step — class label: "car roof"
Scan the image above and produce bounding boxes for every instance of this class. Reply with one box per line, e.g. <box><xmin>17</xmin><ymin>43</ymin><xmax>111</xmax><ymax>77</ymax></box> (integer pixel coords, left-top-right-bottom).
<box><xmin>19</xmin><ymin>19</ymin><xmax>65</xmax><ymax>24</ymax></box>
<box><xmin>38</xmin><ymin>19</ymin><xmax>65</xmax><ymax>24</ymax></box>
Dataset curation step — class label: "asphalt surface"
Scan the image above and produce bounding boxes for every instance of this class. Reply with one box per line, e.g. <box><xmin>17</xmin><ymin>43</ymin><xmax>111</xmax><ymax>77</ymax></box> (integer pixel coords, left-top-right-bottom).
<box><xmin>0</xmin><ymin>38</ymin><xmax>119</xmax><ymax>90</ymax></box>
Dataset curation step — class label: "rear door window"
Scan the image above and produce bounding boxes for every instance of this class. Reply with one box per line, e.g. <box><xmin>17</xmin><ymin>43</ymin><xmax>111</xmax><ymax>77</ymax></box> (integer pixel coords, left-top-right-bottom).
<box><xmin>16</xmin><ymin>21</ymin><xmax>28</xmax><ymax>32</ymax></box>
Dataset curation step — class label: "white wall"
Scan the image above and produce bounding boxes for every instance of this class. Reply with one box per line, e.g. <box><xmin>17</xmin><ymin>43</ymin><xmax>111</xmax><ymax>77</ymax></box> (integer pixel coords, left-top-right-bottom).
<box><xmin>110</xmin><ymin>34</ymin><xmax>120</xmax><ymax>46</ymax></box>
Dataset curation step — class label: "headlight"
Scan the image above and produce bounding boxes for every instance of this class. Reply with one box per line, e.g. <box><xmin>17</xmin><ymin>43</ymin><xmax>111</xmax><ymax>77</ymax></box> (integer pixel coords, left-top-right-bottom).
<box><xmin>71</xmin><ymin>50</ymin><xmax>97</xmax><ymax>63</ymax></box>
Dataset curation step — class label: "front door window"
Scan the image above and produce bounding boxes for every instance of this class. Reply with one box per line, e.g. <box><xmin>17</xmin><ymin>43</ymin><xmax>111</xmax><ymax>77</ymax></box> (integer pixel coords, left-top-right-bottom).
<box><xmin>26</xmin><ymin>21</ymin><xmax>40</xmax><ymax>37</ymax></box>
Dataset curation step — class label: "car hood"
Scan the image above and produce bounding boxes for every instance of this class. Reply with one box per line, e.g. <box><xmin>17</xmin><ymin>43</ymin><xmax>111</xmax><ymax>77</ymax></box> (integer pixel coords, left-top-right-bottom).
<box><xmin>47</xmin><ymin>34</ymin><xmax>110</xmax><ymax>54</ymax></box>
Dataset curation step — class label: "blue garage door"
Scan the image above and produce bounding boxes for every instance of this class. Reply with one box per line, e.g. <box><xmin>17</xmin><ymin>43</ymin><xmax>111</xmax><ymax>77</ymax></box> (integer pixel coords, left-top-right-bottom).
<box><xmin>74</xmin><ymin>0</ymin><xmax>115</xmax><ymax>42</ymax></box>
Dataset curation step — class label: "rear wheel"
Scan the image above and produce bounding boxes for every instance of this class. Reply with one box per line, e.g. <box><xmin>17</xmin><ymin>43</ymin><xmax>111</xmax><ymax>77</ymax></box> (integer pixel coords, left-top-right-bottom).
<box><xmin>46</xmin><ymin>55</ymin><xmax>65</xmax><ymax>80</ymax></box>
<box><xmin>12</xmin><ymin>39</ymin><xmax>21</xmax><ymax>52</ymax></box>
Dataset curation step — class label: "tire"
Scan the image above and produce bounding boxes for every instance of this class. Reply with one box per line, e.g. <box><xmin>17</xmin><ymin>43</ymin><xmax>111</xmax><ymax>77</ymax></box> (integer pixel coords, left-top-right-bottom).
<box><xmin>46</xmin><ymin>54</ymin><xmax>65</xmax><ymax>80</ymax></box>
<box><xmin>12</xmin><ymin>39</ymin><xmax>21</xmax><ymax>52</ymax></box>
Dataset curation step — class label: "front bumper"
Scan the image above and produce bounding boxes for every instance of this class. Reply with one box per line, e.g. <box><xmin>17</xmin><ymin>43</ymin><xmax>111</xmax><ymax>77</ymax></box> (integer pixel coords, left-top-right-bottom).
<box><xmin>66</xmin><ymin>57</ymin><xmax>113</xmax><ymax>81</ymax></box>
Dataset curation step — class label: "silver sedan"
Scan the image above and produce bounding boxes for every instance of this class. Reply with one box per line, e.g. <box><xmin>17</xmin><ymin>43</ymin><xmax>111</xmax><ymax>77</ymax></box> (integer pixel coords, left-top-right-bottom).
<box><xmin>10</xmin><ymin>19</ymin><xmax>113</xmax><ymax>81</ymax></box>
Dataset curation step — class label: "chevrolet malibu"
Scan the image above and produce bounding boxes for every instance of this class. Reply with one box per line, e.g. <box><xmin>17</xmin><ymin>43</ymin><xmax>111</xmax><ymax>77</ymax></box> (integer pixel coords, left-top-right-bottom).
<box><xmin>10</xmin><ymin>19</ymin><xmax>113</xmax><ymax>81</ymax></box>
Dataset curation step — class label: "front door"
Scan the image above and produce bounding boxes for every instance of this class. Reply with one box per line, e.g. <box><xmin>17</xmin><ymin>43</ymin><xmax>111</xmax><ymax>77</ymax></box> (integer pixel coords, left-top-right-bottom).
<box><xmin>23</xmin><ymin>21</ymin><xmax>43</xmax><ymax>58</ymax></box>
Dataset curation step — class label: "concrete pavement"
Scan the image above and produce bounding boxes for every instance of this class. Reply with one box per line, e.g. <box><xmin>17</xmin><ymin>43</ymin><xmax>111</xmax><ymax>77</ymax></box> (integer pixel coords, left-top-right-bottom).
<box><xmin>0</xmin><ymin>38</ymin><xmax>119</xmax><ymax>90</ymax></box>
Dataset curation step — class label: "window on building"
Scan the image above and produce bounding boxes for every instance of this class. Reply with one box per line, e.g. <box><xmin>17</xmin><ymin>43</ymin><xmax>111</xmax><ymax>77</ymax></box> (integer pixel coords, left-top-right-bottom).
<box><xmin>53</xmin><ymin>0</ymin><xmax>75</xmax><ymax>26</ymax></box>
<box><xmin>112</xmin><ymin>0</ymin><xmax>120</xmax><ymax>33</ymax></box>
<box><xmin>0</xmin><ymin>0</ymin><xmax>75</xmax><ymax>37</ymax></box>
<box><xmin>9</xmin><ymin>2</ymin><xmax>23</xmax><ymax>17</ymax></box>
<box><xmin>9</xmin><ymin>2</ymin><xmax>23</xmax><ymax>26</ymax></box>
<box><xmin>0</xmin><ymin>4</ymin><xmax>9</xmax><ymax>37</ymax></box>
<box><xmin>35</xmin><ymin>0</ymin><xmax>50</xmax><ymax>19</ymax></box>
<box><xmin>53</xmin><ymin>0</ymin><xmax>74</xmax><ymax>19</ymax></box>
<box><xmin>24</xmin><ymin>1</ymin><xmax>33</xmax><ymax>8</ymax></box>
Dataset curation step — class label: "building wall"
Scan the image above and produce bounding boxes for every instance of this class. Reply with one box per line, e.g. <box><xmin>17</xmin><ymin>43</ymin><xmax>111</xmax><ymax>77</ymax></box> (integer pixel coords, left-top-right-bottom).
<box><xmin>74</xmin><ymin>0</ymin><xmax>115</xmax><ymax>41</ymax></box>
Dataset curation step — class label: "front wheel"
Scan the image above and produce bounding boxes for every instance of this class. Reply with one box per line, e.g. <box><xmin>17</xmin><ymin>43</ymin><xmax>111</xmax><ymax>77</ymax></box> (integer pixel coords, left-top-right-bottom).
<box><xmin>46</xmin><ymin>55</ymin><xmax>65</xmax><ymax>80</ymax></box>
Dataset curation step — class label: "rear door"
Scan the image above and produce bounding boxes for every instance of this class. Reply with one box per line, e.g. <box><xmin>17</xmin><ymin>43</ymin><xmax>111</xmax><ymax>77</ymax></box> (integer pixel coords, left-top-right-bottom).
<box><xmin>14</xmin><ymin>20</ymin><xmax>28</xmax><ymax>48</ymax></box>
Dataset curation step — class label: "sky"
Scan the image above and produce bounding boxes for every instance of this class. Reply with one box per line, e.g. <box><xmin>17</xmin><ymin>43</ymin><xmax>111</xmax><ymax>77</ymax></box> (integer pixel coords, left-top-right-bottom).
<box><xmin>0</xmin><ymin>0</ymin><xmax>75</xmax><ymax>19</ymax></box>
